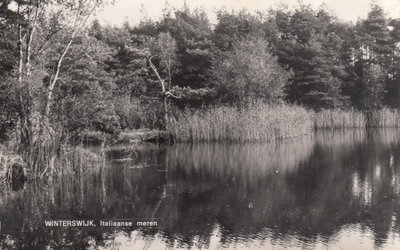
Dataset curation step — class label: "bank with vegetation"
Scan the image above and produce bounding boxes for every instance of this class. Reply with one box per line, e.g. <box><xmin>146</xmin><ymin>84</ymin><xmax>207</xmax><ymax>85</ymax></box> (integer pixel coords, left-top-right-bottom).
<box><xmin>1</xmin><ymin>1</ymin><xmax>400</xmax><ymax>179</ymax></box>
<box><xmin>78</xmin><ymin>105</ymin><xmax>400</xmax><ymax>143</ymax></box>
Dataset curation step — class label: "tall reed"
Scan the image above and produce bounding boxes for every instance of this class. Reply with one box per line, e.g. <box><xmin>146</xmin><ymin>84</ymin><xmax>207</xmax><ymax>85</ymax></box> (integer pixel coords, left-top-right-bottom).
<box><xmin>41</xmin><ymin>145</ymin><xmax>106</xmax><ymax>178</ymax></box>
<box><xmin>314</xmin><ymin>109</ymin><xmax>366</xmax><ymax>129</ymax></box>
<box><xmin>168</xmin><ymin>102</ymin><xmax>314</xmax><ymax>142</ymax></box>
<box><xmin>366</xmin><ymin>108</ymin><xmax>400</xmax><ymax>127</ymax></box>
<box><xmin>314</xmin><ymin>108</ymin><xmax>400</xmax><ymax>129</ymax></box>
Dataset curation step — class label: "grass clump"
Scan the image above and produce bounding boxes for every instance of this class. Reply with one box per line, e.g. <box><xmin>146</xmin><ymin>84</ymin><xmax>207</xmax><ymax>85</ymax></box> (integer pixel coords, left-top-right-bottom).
<box><xmin>0</xmin><ymin>145</ymin><xmax>26</xmax><ymax>183</ymax></box>
<box><xmin>168</xmin><ymin>102</ymin><xmax>314</xmax><ymax>142</ymax></box>
<box><xmin>33</xmin><ymin>144</ymin><xmax>106</xmax><ymax>178</ymax></box>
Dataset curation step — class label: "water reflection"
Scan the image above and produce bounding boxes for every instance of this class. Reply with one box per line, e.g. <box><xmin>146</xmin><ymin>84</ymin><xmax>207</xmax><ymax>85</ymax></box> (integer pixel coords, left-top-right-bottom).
<box><xmin>1</xmin><ymin>129</ymin><xmax>400</xmax><ymax>248</ymax></box>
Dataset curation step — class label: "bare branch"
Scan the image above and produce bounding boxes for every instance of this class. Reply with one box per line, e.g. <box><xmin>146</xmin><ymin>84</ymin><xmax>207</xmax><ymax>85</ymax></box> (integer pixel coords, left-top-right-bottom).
<box><xmin>165</xmin><ymin>91</ymin><xmax>181</xmax><ymax>99</ymax></box>
<box><xmin>147</xmin><ymin>55</ymin><xmax>166</xmax><ymax>92</ymax></box>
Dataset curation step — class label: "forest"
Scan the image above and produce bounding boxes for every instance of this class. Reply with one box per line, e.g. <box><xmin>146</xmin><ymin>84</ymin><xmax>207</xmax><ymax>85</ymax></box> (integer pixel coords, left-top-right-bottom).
<box><xmin>1</xmin><ymin>0</ymin><xmax>400</xmax><ymax>177</ymax></box>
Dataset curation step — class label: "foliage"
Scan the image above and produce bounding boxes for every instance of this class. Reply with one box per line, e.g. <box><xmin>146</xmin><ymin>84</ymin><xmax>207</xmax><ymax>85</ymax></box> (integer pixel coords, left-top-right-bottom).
<box><xmin>358</xmin><ymin>64</ymin><xmax>386</xmax><ymax>110</ymax></box>
<box><xmin>273</xmin><ymin>5</ymin><xmax>348</xmax><ymax>109</ymax></box>
<box><xmin>158</xmin><ymin>6</ymin><xmax>213</xmax><ymax>89</ymax></box>
<box><xmin>211</xmin><ymin>37</ymin><xmax>290</xmax><ymax>104</ymax></box>
<box><xmin>213</xmin><ymin>10</ymin><xmax>265</xmax><ymax>51</ymax></box>
<box><xmin>0</xmin><ymin>77</ymin><xmax>21</xmax><ymax>140</ymax></box>
<box><xmin>52</xmin><ymin>34</ymin><xmax>118</xmax><ymax>135</ymax></box>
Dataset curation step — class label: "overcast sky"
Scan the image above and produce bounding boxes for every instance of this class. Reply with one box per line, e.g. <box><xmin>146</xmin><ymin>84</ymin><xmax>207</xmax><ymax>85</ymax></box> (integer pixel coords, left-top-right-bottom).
<box><xmin>96</xmin><ymin>0</ymin><xmax>400</xmax><ymax>26</ymax></box>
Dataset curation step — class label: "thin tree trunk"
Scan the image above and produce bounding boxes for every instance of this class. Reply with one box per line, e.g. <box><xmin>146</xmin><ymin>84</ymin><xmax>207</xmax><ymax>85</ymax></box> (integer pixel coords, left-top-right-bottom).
<box><xmin>26</xmin><ymin>5</ymin><xmax>39</xmax><ymax>77</ymax></box>
<box><xmin>168</xmin><ymin>58</ymin><xmax>171</xmax><ymax>90</ymax></box>
<box><xmin>163</xmin><ymin>95</ymin><xmax>168</xmax><ymax>129</ymax></box>
<box><xmin>148</xmin><ymin>57</ymin><xmax>169</xmax><ymax>129</ymax></box>
<box><xmin>17</xmin><ymin>4</ymin><xmax>23</xmax><ymax>85</ymax></box>
<box><xmin>21</xmin><ymin>2</ymin><xmax>39</xmax><ymax>150</ymax></box>
<box><xmin>17</xmin><ymin>3</ymin><xmax>31</xmax><ymax>148</ymax></box>
<box><xmin>44</xmin><ymin>33</ymin><xmax>76</xmax><ymax>119</ymax></box>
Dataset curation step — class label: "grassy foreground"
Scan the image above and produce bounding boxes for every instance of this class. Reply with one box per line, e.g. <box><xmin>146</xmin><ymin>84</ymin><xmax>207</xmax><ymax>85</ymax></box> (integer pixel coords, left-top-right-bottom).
<box><xmin>168</xmin><ymin>102</ymin><xmax>314</xmax><ymax>142</ymax></box>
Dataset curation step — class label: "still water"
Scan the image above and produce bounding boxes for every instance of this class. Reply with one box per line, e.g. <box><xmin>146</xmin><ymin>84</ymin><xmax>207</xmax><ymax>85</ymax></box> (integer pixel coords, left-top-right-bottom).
<box><xmin>2</xmin><ymin>129</ymin><xmax>400</xmax><ymax>249</ymax></box>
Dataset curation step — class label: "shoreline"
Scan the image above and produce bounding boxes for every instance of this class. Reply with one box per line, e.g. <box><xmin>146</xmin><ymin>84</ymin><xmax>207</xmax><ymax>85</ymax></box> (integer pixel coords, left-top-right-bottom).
<box><xmin>80</xmin><ymin>129</ymin><xmax>172</xmax><ymax>145</ymax></box>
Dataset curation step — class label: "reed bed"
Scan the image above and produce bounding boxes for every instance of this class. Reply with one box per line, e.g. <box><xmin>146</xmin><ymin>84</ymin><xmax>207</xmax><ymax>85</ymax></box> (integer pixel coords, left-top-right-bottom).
<box><xmin>169</xmin><ymin>102</ymin><xmax>314</xmax><ymax>142</ymax></box>
<box><xmin>315</xmin><ymin>108</ymin><xmax>400</xmax><ymax>129</ymax></box>
<box><xmin>314</xmin><ymin>109</ymin><xmax>366</xmax><ymax>129</ymax></box>
<box><xmin>366</xmin><ymin>108</ymin><xmax>400</xmax><ymax>127</ymax></box>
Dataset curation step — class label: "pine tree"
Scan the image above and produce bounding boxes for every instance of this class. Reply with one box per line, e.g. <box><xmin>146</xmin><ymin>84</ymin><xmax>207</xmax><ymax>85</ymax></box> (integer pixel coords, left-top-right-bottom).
<box><xmin>352</xmin><ymin>4</ymin><xmax>392</xmax><ymax>109</ymax></box>
<box><xmin>157</xmin><ymin>7</ymin><xmax>213</xmax><ymax>89</ymax></box>
<box><xmin>213</xmin><ymin>10</ymin><xmax>265</xmax><ymax>52</ymax></box>
<box><xmin>274</xmin><ymin>5</ymin><xmax>347</xmax><ymax>109</ymax></box>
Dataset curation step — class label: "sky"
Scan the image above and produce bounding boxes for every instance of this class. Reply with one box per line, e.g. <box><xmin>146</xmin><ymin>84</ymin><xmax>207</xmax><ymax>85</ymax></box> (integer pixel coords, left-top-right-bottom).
<box><xmin>96</xmin><ymin>0</ymin><xmax>400</xmax><ymax>26</ymax></box>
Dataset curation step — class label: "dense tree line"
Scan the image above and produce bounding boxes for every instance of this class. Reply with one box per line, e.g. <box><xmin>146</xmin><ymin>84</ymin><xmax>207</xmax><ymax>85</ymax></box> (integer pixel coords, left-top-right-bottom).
<box><xmin>1</xmin><ymin>1</ymin><xmax>400</xmax><ymax>144</ymax></box>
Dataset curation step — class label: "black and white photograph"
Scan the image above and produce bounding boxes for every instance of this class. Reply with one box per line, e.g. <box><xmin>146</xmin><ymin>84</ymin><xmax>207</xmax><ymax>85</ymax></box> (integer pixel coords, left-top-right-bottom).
<box><xmin>1</xmin><ymin>0</ymin><xmax>400</xmax><ymax>249</ymax></box>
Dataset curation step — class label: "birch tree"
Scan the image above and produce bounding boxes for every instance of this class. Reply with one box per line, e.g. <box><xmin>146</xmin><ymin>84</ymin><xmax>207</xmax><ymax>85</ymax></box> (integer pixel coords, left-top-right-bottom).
<box><xmin>0</xmin><ymin>0</ymin><xmax>112</xmax><ymax>149</ymax></box>
<box><xmin>43</xmin><ymin>0</ymin><xmax>113</xmax><ymax>123</ymax></box>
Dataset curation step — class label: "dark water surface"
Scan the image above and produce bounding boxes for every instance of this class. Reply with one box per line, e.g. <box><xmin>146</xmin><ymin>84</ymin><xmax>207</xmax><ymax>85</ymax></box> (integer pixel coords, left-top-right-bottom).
<box><xmin>2</xmin><ymin>129</ymin><xmax>400</xmax><ymax>249</ymax></box>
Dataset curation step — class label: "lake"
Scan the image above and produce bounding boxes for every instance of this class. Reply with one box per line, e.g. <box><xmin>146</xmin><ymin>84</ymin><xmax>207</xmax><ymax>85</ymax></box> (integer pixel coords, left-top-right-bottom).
<box><xmin>1</xmin><ymin>129</ymin><xmax>400</xmax><ymax>249</ymax></box>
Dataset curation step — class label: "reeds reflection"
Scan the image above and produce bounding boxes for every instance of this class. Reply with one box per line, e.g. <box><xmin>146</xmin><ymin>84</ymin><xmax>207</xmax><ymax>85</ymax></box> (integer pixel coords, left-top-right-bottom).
<box><xmin>2</xmin><ymin>129</ymin><xmax>400</xmax><ymax>248</ymax></box>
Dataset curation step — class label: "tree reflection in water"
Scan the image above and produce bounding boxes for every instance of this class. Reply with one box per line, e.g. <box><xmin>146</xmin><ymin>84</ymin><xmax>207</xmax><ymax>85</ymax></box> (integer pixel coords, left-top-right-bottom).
<box><xmin>1</xmin><ymin>129</ymin><xmax>400</xmax><ymax>249</ymax></box>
